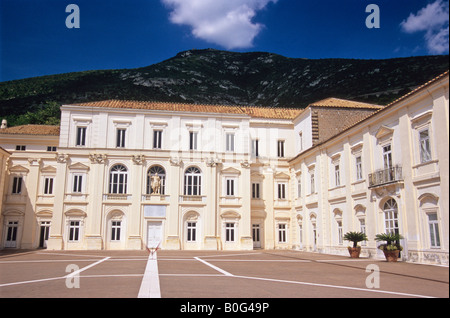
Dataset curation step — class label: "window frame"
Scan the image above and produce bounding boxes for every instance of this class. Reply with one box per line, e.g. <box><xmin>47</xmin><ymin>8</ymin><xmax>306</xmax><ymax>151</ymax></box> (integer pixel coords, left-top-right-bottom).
<box><xmin>277</xmin><ymin>140</ymin><xmax>285</xmax><ymax>158</ymax></box>
<box><xmin>68</xmin><ymin>220</ymin><xmax>81</xmax><ymax>242</ymax></box>
<box><xmin>109</xmin><ymin>164</ymin><xmax>128</xmax><ymax>195</ymax></box>
<box><xmin>116</xmin><ymin>128</ymin><xmax>126</xmax><ymax>148</ymax></box>
<box><xmin>427</xmin><ymin>212</ymin><xmax>441</xmax><ymax>248</ymax></box>
<box><xmin>226</xmin><ymin>132</ymin><xmax>235</xmax><ymax>152</ymax></box>
<box><xmin>12</xmin><ymin>176</ymin><xmax>23</xmax><ymax>194</ymax></box>
<box><xmin>419</xmin><ymin>128</ymin><xmax>432</xmax><ymax>164</ymax></box>
<box><xmin>76</xmin><ymin>126</ymin><xmax>87</xmax><ymax>147</ymax></box>
<box><xmin>111</xmin><ymin>220</ymin><xmax>122</xmax><ymax>241</ymax></box>
<box><xmin>186</xmin><ymin>221</ymin><xmax>197</xmax><ymax>242</ymax></box>
<box><xmin>252</xmin><ymin>182</ymin><xmax>261</xmax><ymax>199</ymax></box>
<box><xmin>277</xmin><ymin>182</ymin><xmax>287</xmax><ymax>200</ymax></box>
<box><xmin>278</xmin><ymin>223</ymin><xmax>287</xmax><ymax>243</ymax></box>
<box><xmin>184</xmin><ymin>167</ymin><xmax>202</xmax><ymax>196</ymax></box>
<box><xmin>43</xmin><ymin>177</ymin><xmax>54</xmax><ymax>195</ymax></box>
<box><xmin>153</xmin><ymin>130</ymin><xmax>163</xmax><ymax>149</ymax></box>
<box><xmin>225</xmin><ymin>222</ymin><xmax>236</xmax><ymax>242</ymax></box>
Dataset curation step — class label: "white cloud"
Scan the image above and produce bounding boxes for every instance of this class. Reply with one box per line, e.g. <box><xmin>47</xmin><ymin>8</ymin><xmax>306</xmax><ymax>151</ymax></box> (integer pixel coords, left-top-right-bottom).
<box><xmin>400</xmin><ymin>0</ymin><xmax>449</xmax><ymax>54</ymax></box>
<box><xmin>161</xmin><ymin>0</ymin><xmax>278</xmax><ymax>49</ymax></box>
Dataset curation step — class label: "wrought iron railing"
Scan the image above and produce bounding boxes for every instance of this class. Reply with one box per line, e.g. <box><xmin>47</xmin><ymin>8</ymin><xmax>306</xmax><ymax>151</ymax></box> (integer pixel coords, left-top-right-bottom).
<box><xmin>368</xmin><ymin>165</ymin><xmax>403</xmax><ymax>188</ymax></box>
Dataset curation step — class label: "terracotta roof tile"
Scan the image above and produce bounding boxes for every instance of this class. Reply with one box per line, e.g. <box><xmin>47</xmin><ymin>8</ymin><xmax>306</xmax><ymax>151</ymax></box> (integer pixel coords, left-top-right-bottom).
<box><xmin>309</xmin><ymin>97</ymin><xmax>384</xmax><ymax>109</ymax></box>
<box><xmin>0</xmin><ymin>125</ymin><xmax>60</xmax><ymax>136</ymax></box>
<box><xmin>73</xmin><ymin>100</ymin><xmax>304</xmax><ymax>119</ymax></box>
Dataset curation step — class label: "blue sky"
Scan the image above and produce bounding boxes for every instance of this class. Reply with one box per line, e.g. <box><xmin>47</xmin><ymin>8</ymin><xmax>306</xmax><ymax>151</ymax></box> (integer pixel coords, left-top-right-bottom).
<box><xmin>1</xmin><ymin>0</ymin><xmax>448</xmax><ymax>81</ymax></box>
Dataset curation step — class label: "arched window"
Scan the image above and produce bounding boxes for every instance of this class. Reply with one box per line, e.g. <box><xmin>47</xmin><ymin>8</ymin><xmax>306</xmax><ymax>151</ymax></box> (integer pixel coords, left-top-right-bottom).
<box><xmin>109</xmin><ymin>165</ymin><xmax>128</xmax><ymax>194</ymax></box>
<box><xmin>147</xmin><ymin>166</ymin><xmax>166</xmax><ymax>195</ymax></box>
<box><xmin>184</xmin><ymin>167</ymin><xmax>202</xmax><ymax>196</ymax></box>
<box><xmin>383</xmin><ymin>198</ymin><xmax>398</xmax><ymax>234</ymax></box>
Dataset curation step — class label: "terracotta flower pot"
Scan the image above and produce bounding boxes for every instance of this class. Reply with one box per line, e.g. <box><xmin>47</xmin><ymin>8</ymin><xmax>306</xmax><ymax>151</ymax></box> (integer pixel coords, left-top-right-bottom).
<box><xmin>348</xmin><ymin>247</ymin><xmax>361</xmax><ymax>258</ymax></box>
<box><xmin>383</xmin><ymin>249</ymin><xmax>400</xmax><ymax>262</ymax></box>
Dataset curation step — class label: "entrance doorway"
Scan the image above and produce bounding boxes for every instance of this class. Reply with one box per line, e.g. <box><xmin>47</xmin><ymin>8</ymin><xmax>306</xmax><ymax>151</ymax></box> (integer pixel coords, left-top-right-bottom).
<box><xmin>147</xmin><ymin>221</ymin><xmax>163</xmax><ymax>249</ymax></box>
<box><xmin>252</xmin><ymin>224</ymin><xmax>261</xmax><ymax>249</ymax></box>
<box><xmin>39</xmin><ymin>221</ymin><xmax>51</xmax><ymax>248</ymax></box>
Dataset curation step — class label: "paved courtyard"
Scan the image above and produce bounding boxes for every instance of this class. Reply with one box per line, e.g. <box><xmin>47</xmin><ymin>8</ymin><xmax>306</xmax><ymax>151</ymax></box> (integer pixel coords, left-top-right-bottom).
<box><xmin>0</xmin><ymin>249</ymin><xmax>448</xmax><ymax>301</ymax></box>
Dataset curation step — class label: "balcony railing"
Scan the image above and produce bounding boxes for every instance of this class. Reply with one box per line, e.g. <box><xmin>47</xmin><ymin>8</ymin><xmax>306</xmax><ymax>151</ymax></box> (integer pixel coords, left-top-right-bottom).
<box><xmin>179</xmin><ymin>195</ymin><xmax>206</xmax><ymax>203</ymax></box>
<box><xmin>368</xmin><ymin>165</ymin><xmax>403</xmax><ymax>188</ymax></box>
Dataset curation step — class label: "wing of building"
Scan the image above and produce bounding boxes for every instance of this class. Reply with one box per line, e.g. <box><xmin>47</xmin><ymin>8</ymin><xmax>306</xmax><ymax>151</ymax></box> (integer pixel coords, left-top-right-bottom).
<box><xmin>0</xmin><ymin>71</ymin><xmax>448</xmax><ymax>265</ymax></box>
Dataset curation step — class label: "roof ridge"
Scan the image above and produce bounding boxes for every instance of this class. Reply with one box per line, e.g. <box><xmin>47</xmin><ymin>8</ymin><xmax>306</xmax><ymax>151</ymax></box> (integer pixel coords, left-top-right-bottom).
<box><xmin>79</xmin><ymin>99</ymin><xmax>302</xmax><ymax>110</ymax></box>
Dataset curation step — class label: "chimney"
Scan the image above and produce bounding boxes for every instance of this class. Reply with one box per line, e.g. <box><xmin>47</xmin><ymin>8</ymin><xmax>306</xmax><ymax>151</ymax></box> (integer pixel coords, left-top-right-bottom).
<box><xmin>1</xmin><ymin>119</ymin><xmax>7</xmax><ymax>129</ymax></box>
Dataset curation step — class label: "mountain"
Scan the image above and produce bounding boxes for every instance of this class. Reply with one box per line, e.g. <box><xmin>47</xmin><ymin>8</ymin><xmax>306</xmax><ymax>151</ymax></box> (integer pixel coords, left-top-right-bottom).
<box><xmin>0</xmin><ymin>49</ymin><xmax>448</xmax><ymax>126</ymax></box>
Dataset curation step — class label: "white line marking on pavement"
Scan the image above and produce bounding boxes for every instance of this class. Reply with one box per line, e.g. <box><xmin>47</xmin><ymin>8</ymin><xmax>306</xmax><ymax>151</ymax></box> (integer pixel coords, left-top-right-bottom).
<box><xmin>38</xmin><ymin>252</ymin><xmax>108</xmax><ymax>258</ymax></box>
<box><xmin>232</xmin><ymin>275</ymin><xmax>436</xmax><ymax>298</ymax></box>
<box><xmin>138</xmin><ymin>252</ymin><xmax>161</xmax><ymax>298</ymax></box>
<box><xmin>0</xmin><ymin>276</ymin><xmax>65</xmax><ymax>288</ymax></box>
<box><xmin>0</xmin><ymin>259</ymin><xmax>105</xmax><ymax>264</ymax></box>
<box><xmin>200</xmin><ymin>252</ymin><xmax>263</xmax><ymax>258</ymax></box>
<box><xmin>0</xmin><ymin>257</ymin><xmax>111</xmax><ymax>288</ymax></box>
<box><xmin>64</xmin><ymin>257</ymin><xmax>111</xmax><ymax>279</ymax></box>
<box><xmin>194</xmin><ymin>257</ymin><xmax>234</xmax><ymax>276</ymax></box>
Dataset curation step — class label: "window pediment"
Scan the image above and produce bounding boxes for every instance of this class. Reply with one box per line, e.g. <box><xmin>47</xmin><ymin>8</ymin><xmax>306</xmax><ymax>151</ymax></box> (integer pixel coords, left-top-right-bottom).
<box><xmin>68</xmin><ymin>162</ymin><xmax>90</xmax><ymax>171</ymax></box>
<box><xmin>41</xmin><ymin>166</ymin><xmax>57</xmax><ymax>173</ymax></box>
<box><xmin>275</xmin><ymin>172</ymin><xmax>290</xmax><ymax>180</ymax></box>
<box><xmin>10</xmin><ymin>165</ymin><xmax>29</xmax><ymax>174</ymax></box>
<box><xmin>375</xmin><ymin>125</ymin><xmax>394</xmax><ymax>140</ymax></box>
<box><xmin>221</xmin><ymin>167</ymin><xmax>241</xmax><ymax>175</ymax></box>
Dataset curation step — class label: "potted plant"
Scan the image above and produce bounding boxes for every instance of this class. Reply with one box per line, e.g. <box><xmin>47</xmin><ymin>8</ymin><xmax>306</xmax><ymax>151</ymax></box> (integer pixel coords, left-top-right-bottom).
<box><xmin>343</xmin><ymin>231</ymin><xmax>368</xmax><ymax>258</ymax></box>
<box><xmin>375</xmin><ymin>233</ymin><xmax>404</xmax><ymax>262</ymax></box>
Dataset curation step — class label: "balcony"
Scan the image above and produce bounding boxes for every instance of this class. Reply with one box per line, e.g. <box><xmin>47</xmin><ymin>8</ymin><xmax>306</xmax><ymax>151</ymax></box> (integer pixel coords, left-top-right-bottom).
<box><xmin>368</xmin><ymin>166</ymin><xmax>403</xmax><ymax>188</ymax></box>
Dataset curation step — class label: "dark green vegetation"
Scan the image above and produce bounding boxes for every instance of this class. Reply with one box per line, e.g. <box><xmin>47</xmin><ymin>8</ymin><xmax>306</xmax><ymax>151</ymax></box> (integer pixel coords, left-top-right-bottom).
<box><xmin>1</xmin><ymin>49</ymin><xmax>448</xmax><ymax>127</ymax></box>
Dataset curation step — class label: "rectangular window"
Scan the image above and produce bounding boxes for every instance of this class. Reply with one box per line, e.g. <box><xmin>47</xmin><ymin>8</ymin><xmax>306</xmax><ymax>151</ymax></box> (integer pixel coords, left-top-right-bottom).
<box><xmin>251</xmin><ymin>139</ymin><xmax>259</xmax><ymax>157</ymax></box>
<box><xmin>184</xmin><ymin>175</ymin><xmax>201</xmax><ymax>196</ymax></box>
<box><xmin>73</xmin><ymin>175</ymin><xmax>83</xmax><ymax>193</ymax></box>
<box><xmin>116</xmin><ymin>129</ymin><xmax>126</xmax><ymax>148</ymax></box>
<box><xmin>356</xmin><ymin>156</ymin><xmax>363</xmax><ymax>181</ymax></box>
<box><xmin>277</xmin><ymin>140</ymin><xmax>285</xmax><ymax>158</ymax></box>
<box><xmin>419</xmin><ymin>129</ymin><xmax>432</xmax><ymax>163</ymax></box>
<box><xmin>297</xmin><ymin>178</ymin><xmax>302</xmax><ymax>198</ymax></box>
<box><xmin>310</xmin><ymin>171</ymin><xmax>315</xmax><ymax>194</ymax></box>
<box><xmin>278</xmin><ymin>183</ymin><xmax>286</xmax><ymax>200</ymax></box>
<box><xmin>252</xmin><ymin>183</ymin><xmax>260</xmax><ymax>199</ymax></box>
<box><xmin>278</xmin><ymin>224</ymin><xmax>287</xmax><ymax>243</ymax></box>
<box><xmin>428</xmin><ymin>213</ymin><xmax>441</xmax><ymax>248</ymax></box>
<box><xmin>360</xmin><ymin>219</ymin><xmax>367</xmax><ymax>246</ymax></box>
<box><xmin>44</xmin><ymin>177</ymin><xmax>54</xmax><ymax>195</ymax></box>
<box><xmin>12</xmin><ymin>176</ymin><xmax>22</xmax><ymax>194</ymax></box>
<box><xmin>111</xmin><ymin>221</ymin><xmax>121</xmax><ymax>241</ymax></box>
<box><xmin>335</xmin><ymin>164</ymin><xmax>341</xmax><ymax>187</ymax></box>
<box><xmin>15</xmin><ymin>145</ymin><xmax>26</xmax><ymax>151</ymax></box>
<box><xmin>337</xmin><ymin>221</ymin><xmax>343</xmax><ymax>245</ymax></box>
<box><xmin>226</xmin><ymin>179</ymin><xmax>235</xmax><ymax>197</ymax></box>
<box><xmin>384</xmin><ymin>210</ymin><xmax>399</xmax><ymax>234</ymax></box>
<box><xmin>187</xmin><ymin>222</ymin><xmax>197</xmax><ymax>242</ymax></box>
<box><xmin>299</xmin><ymin>132</ymin><xmax>303</xmax><ymax>151</ymax></box>
<box><xmin>153</xmin><ymin>130</ymin><xmax>162</xmax><ymax>149</ymax></box>
<box><xmin>76</xmin><ymin>127</ymin><xmax>87</xmax><ymax>146</ymax></box>
<box><xmin>189</xmin><ymin>131</ymin><xmax>198</xmax><ymax>150</ymax></box>
<box><xmin>225</xmin><ymin>223</ymin><xmax>235</xmax><ymax>242</ymax></box>
<box><xmin>47</xmin><ymin>146</ymin><xmax>57</xmax><ymax>152</ymax></box>
<box><xmin>226</xmin><ymin>133</ymin><xmax>235</xmax><ymax>152</ymax></box>
<box><xmin>383</xmin><ymin>144</ymin><xmax>392</xmax><ymax>169</ymax></box>
<box><xmin>69</xmin><ymin>221</ymin><xmax>80</xmax><ymax>241</ymax></box>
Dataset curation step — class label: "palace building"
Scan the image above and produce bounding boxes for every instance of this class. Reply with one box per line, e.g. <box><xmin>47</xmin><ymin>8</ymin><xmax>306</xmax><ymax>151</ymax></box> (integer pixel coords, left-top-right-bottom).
<box><xmin>0</xmin><ymin>71</ymin><xmax>448</xmax><ymax>265</ymax></box>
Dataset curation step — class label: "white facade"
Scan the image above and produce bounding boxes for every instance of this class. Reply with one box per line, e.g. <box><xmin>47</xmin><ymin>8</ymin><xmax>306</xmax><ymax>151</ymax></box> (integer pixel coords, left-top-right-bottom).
<box><xmin>290</xmin><ymin>72</ymin><xmax>449</xmax><ymax>265</ymax></box>
<box><xmin>0</xmin><ymin>72</ymin><xmax>448</xmax><ymax>265</ymax></box>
